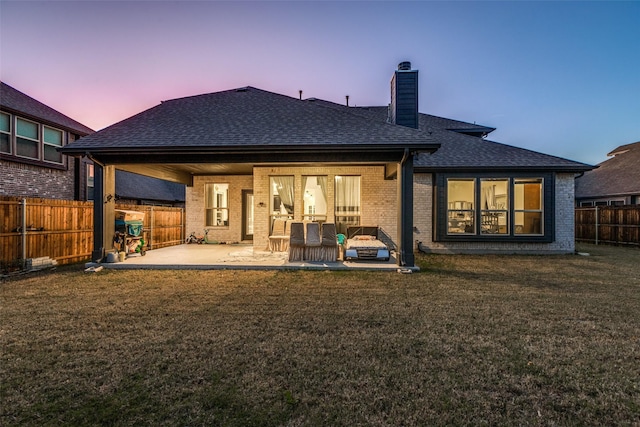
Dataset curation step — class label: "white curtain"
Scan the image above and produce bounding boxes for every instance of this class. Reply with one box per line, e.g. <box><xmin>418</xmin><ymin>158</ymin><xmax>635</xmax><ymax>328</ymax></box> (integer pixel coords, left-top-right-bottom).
<box><xmin>483</xmin><ymin>184</ymin><xmax>495</xmax><ymax>210</ymax></box>
<box><xmin>335</xmin><ymin>176</ymin><xmax>360</xmax><ymax>214</ymax></box>
<box><xmin>272</xmin><ymin>176</ymin><xmax>294</xmax><ymax>214</ymax></box>
<box><xmin>317</xmin><ymin>176</ymin><xmax>328</xmax><ymax>207</ymax></box>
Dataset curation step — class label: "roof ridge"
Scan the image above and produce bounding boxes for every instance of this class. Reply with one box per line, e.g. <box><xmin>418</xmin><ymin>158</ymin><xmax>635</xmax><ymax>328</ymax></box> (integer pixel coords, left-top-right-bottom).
<box><xmin>0</xmin><ymin>81</ymin><xmax>94</xmax><ymax>134</ymax></box>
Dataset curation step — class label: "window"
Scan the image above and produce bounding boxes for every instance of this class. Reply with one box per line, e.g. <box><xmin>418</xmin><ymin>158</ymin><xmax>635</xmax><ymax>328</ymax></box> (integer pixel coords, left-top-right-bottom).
<box><xmin>335</xmin><ymin>175</ymin><xmax>360</xmax><ymax>235</ymax></box>
<box><xmin>437</xmin><ymin>174</ymin><xmax>552</xmax><ymax>241</ymax></box>
<box><xmin>514</xmin><ymin>179</ymin><xmax>543</xmax><ymax>235</ymax></box>
<box><xmin>0</xmin><ymin>112</ymin><xmax>10</xmax><ymax>154</ymax></box>
<box><xmin>205</xmin><ymin>183</ymin><xmax>229</xmax><ymax>227</ymax></box>
<box><xmin>43</xmin><ymin>126</ymin><xmax>63</xmax><ymax>163</ymax></box>
<box><xmin>303</xmin><ymin>176</ymin><xmax>328</xmax><ymax>223</ymax></box>
<box><xmin>270</xmin><ymin>176</ymin><xmax>294</xmax><ymax>226</ymax></box>
<box><xmin>1</xmin><ymin>112</ymin><xmax>66</xmax><ymax>165</ymax></box>
<box><xmin>481</xmin><ymin>179</ymin><xmax>509</xmax><ymax>234</ymax></box>
<box><xmin>16</xmin><ymin>118</ymin><xmax>39</xmax><ymax>159</ymax></box>
<box><xmin>447</xmin><ymin>179</ymin><xmax>475</xmax><ymax>234</ymax></box>
<box><xmin>86</xmin><ymin>163</ymin><xmax>95</xmax><ymax>201</ymax></box>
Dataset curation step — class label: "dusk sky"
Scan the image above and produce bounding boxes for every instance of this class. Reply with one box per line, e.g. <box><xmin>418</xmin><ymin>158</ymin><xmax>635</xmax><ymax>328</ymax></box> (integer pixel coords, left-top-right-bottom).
<box><xmin>1</xmin><ymin>1</ymin><xmax>639</xmax><ymax>165</ymax></box>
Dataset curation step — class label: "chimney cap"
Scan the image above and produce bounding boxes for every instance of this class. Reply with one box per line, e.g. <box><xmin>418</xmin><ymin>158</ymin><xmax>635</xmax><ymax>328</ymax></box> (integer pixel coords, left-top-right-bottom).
<box><xmin>398</xmin><ymin>61</ymin><xmax>412</xmax><ymax>71</ymax></box>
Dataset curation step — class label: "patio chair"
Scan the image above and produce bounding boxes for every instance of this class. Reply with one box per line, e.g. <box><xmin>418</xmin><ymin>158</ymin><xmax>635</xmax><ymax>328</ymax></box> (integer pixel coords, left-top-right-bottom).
<box><xmin>320</xmin><ymin>223</ymin><xmax>338</xmax><ymax>262</ymax></box>
<box><xmin>288</xmin><ymin>222</ymin><xmax>305</xmax><ymax>262</ymax></box>
<box><xmin>268</xmin><ymin>218</ymin><xmax>289</xmax><ymax>252</ymax></box>
<box><xmin>304</xmin><ymin>222</ymin><xmax>322</xmax><ymax>261</ymax></box>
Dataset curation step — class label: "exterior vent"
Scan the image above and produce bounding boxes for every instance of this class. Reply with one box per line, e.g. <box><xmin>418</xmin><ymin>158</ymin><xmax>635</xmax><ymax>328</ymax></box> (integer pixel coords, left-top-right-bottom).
<box><xmin>398</xmin><ymin>61</ymin><xmax>412</xmax><ymax>71</ymax></box>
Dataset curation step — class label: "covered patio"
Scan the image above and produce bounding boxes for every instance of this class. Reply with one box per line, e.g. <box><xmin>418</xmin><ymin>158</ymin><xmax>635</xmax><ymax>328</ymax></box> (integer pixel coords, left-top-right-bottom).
<box><xmin>87</xmin><ymin>243</ymin><xmax>414</xmax><ymax>272</ymax></box>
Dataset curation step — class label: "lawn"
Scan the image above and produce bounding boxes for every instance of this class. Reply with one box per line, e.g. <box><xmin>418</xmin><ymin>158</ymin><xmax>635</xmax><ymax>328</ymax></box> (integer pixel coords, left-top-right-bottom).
<box><xmin>1</xmin><ymin>244</ymin><xmax>639</xmax><ymax>426</ymax></box>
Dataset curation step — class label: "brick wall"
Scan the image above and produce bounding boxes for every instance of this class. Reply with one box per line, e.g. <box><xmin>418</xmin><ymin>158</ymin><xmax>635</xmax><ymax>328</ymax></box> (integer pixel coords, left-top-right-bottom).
<box><xmin>0</xmin><ymin>160</ymin><xmax>76</xmax><ymax>200</ymax></box>
<box><xmin>185</xmin><ymin>166</ymin><xmax>398</xmax><ymax>251</ymax></box>
<box><xmin>185</xmin><ymin>170</ymin><xmax>576</xmax><ymax>254</ymax></box>
<box><xmin>253</xmin><ymin>165</ymin><xmax>397</xmax><ymax>251</ymax></box>
<box><xmin>186</xmin><ymin>175</ymin><xmax>253</xmax><ymax>244</ymax></box>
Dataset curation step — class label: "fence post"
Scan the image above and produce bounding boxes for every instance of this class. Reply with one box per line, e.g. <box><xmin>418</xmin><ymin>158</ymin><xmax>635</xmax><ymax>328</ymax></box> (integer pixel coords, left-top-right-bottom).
<box><xmin>595</xmin><ymin>206</ymin><xmax>599</xmax><ymax>245</ymax></box>
<box><xmin>21</xmin><ymin>198</ymin><xmax>27</xmax><ymax>269</ymax></box>
<box><xmin>149</xmin><ymin>206</ymin><xmax>154</xmax><ymax>250</ymax></box>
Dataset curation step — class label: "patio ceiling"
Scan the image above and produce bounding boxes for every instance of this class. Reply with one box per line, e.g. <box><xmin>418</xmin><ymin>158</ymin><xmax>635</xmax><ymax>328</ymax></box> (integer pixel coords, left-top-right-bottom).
<box><xmin>95</xmin><ymin>145</ymin><xmax>429</xmax><ymax>185</ymax></box>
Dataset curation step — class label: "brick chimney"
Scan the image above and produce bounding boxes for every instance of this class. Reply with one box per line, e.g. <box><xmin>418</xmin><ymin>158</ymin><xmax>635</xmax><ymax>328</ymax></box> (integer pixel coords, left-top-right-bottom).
<box><xmin>389</xmin><ymin>61</ymin><xmax>419</xmax><ymax>129</ymax></box>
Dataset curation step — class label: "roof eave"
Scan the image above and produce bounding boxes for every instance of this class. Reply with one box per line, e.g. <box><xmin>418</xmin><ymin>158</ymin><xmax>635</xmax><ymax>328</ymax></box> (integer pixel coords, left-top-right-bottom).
<box><xmin>60</xmin><ymin>142</ymin><xmax>441</xmax><ymax>157</ymax></box>
<box><xmin>415</xmin><ymin>164</ymin><xmax>594</xmax><ymax>173</ymax></box>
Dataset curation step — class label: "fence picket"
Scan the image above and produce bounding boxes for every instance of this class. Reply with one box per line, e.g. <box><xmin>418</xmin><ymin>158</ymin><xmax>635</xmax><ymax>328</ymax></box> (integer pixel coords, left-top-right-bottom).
<box><xmin>575</xmin><ymin>206</ymin><xmax>640</xmax><ymax>246</ymax></box>
<box><xmin>1</xmin><ymin>196</ymin><xmax>184</xmax><ymax>269</ymax></box>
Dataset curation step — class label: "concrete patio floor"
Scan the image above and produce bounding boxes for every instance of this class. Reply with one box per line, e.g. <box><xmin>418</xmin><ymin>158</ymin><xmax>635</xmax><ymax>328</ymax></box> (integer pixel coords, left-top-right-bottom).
<box><xmin>88</xmin><ymin>243</ymin><xmax>416</xmax><ymax>272</ymax></box>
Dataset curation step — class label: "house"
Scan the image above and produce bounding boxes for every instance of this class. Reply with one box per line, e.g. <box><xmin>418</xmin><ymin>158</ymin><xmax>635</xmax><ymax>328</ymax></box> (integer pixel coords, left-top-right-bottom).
<box><xmin>575</xmin><ymin>141</ymin><xmax>640</xmax><ymax>206</ymax></box>
<box><xmin>61</xmin><ymin>62</ymin><xmax>593</xmax><ymax>266</ymax></box>
<box><xmin>1</xmin><ymin>82</ymin><xmax>186</xmax><ymax>206</ymax></box>
<box><xmin>115</xmin><ymin>170</ymin><xmax>185</xmax><ymax>207</ymax></box>
<box><xmin>0</xmin><ymin>81</ymin><xmax>95</xmax><ymax>200</ymax></box>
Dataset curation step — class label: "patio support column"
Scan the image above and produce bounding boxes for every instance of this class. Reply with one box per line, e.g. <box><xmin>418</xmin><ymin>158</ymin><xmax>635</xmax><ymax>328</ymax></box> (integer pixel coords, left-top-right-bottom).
<box><xmin>397</xmin><ymin>149</ymin><xmax>415</xmax><ymax>267</ymax></box>
<box><xmin>91</xmin><ymin>163</ymin><xmax>116</xmax><ymax>263</ymax></box>
<box><xmin>91</xmin><ymin>163</ymin><xmax>104</xmax><ymax>262</ymax></box>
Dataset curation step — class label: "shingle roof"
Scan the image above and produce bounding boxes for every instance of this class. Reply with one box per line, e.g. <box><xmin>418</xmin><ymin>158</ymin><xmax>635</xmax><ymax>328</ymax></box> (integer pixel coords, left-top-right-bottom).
<box><xmin>575</xmin><ymin>141</ymin><xmax>640</xmax><ymax>198</ymax></box>
<box><xmin>61</xmin><ymin>85</ymin><xmax>591</xmax><ymax>172</ymax></box>
<box><xmin>62</xmin><ymin>87</ymin><xmax>436</xmax><ymax>153</ymax></box>
<box><xmin>116</xmin><ymin>170</ymin><xmax>185</xmax><ymax>203</ymax></box>
<box><xmin>413</xmin><ymin>126</ymin><xmax>591</xmax><ymax>171</ymax></box>
<box><xmin>342</xmin><ymin>103</ymin><xmax>591</xmax><ymax>171</ymax></box>
<box><xmin>0</xmin><ymin>82</ymin><xmax>94</xmax><ymax>135</ymax></box>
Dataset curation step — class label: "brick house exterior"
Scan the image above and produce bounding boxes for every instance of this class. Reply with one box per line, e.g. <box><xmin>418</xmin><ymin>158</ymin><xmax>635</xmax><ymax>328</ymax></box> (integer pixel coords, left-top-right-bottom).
<box><xmin>61</xmin><ymin>62</ymin><xmax>593</xmax><ymax>265</ymax></box>
<box><xmin>1</xmin><ymin>82</ymin><xmax>94</xmax><ymax>200</ymax></box>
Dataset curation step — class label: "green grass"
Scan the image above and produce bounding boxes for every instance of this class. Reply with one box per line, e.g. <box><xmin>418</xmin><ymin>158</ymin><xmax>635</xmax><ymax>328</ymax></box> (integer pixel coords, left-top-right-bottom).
<box><xmin>1</xmin><ymin>244</ymin><xmax>639</xmax><ymax>426</ymax></box>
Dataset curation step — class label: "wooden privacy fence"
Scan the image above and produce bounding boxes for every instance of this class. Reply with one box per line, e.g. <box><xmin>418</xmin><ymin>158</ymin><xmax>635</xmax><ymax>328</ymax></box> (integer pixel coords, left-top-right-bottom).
<box><xmin>0</xmin><ymin>196</ymin><xmax>184</xmax><ymax>269</ymax></box>
<box><xmin>575</xmin><ymin>206</ymin><xmax>640</xmax><ymax>247</ymax></box>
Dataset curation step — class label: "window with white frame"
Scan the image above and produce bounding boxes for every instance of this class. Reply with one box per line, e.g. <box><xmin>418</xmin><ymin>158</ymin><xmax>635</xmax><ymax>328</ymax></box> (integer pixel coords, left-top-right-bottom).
<box><xmin>303</xmin><ymin>175</ymin><xmax>328</xmax><ymax>223</ymax></box>
<box><xmin>335</xmin><ymin>175</ymin><xmax>361</xmax><ymax>235</ymax></box>
<box><xmin>205</xmin><ymin>183</ymin><xmax>229</xmax><ymax>227</ymax></box>
<box><xmin>270</xmin><ymin>176</ymin><xmax>295</xmax><ymax>226</ymax></box>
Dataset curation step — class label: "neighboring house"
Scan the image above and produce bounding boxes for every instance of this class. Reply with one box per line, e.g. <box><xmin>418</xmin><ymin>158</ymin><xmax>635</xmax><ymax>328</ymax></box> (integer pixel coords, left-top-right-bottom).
<box><xmin>1</xmin><ymin>82</ymin><xmax>186</xmax><ymax>206</ymax></box>
<box><xmin>116</xmin><ymin>170</ymin><xmax>185</xmax><ymax>207</ymax></box>
<box><xmin>575</xmin><ymin>141</ymin><xmax>640</xmax><ymax>206</ymax></box>
<box><xmin>0</xmin><ymin>81</ymin><xmax>95</xmax><ymax>200</ymax></box>
<box><xmin>61</xmin><ymin>62</ymin><xmax>593</xmax><ymax>266</ymax></box>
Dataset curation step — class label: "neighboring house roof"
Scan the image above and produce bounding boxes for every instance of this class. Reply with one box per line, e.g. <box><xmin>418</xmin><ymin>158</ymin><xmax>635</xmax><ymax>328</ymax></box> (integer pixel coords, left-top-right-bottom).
<box><xmin>61</xmin><ymin>87</ymin><xmax>437</xmax><ymax>154</ymax></box>
<box><xmin>575</xmin><ymin>141</ymin><xmax>640</xmax><ymax>199</ymax></box>
<box><xmin>0</xmin><ymin>82</ymin><xmax>94</xmax><ymax>135</ymax></box>
<box><xmin>116</xmin><ymin>170</ymin><xmax>185</xmax><ymax>203</ymax></box>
